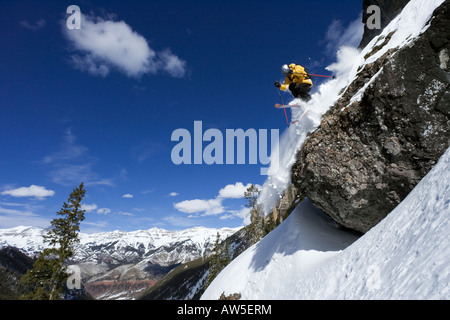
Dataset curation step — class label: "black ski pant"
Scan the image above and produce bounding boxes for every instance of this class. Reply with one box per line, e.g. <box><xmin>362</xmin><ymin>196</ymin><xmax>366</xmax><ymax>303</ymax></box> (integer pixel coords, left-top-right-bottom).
<box><xmin>289</xmin><ymin>83</ymin><xmax>312</xmax><ymax>101</ymax></box>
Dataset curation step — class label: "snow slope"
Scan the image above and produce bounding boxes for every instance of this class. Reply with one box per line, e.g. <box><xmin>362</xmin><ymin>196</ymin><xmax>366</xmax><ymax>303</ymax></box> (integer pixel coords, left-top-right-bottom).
<box><xmin>201</xmin><ymin>199</ymin><xmax>361</xmax><ymax>299</ymax></box>
<box><xmin>202</xmin><ymin>146</ymin><xmax>449</xmax><ymax>300</ymax></box>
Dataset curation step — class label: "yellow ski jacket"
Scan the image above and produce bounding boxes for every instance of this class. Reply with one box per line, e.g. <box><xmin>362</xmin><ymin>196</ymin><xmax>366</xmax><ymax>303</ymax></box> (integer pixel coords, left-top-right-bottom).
<box><xmin>280</xmin><ymin>63</ymin><xmax>313</xmax><ymax>91</ymax></box>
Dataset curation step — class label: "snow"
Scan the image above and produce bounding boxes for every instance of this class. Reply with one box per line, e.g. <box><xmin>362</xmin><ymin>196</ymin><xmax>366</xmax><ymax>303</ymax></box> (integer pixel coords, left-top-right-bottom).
<box><xmin>201</xmin><ymin>199</ymin><xmax>360</xmax><ymax>299</ymax></box>
<box><xmin>202</xmin><ymin>146</ymin><xmax>450</xmax><ymax>300</ymax></box>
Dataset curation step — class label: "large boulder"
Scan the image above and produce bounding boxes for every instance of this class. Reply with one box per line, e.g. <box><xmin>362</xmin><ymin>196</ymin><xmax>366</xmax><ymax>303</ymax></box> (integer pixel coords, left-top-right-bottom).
<box><xmin>292</xmin><ymin>0</ymin><xmax>450</xmax><ymax>233</ymax></box>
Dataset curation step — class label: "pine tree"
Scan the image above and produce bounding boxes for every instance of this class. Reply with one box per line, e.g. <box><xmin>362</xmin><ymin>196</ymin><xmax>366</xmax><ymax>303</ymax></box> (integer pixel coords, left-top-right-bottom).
<box><xmin>244</xmin><ymin>184</ymin><xmax>259</xmax><ymax>212</ymax></box>
<box><xmin>20</xmin><ymin>183</ymin><xmax>86</xmax><ymax>300</ymax></box>
<box><xmin>220</xmin><ymin>237</ymin><xmax>231</xmax><ymax>267</ymax></box>
<box><xmin>205</xmin><ymin>232</ymin><xmax>222</xmax><ymax>288</ymax></box>
<box><xmin>205</xmin><ymin>232</ymin><xmax>232</xmax><ymax>290</ymax></box>
<box><xmin>244</xmin><ymin>184</ymin><xmax>265</xmax><ymax>244</ymax></box>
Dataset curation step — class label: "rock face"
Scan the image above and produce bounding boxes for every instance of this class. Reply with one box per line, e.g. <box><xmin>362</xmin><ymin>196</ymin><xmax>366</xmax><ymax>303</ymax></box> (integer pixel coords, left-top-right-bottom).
<box><xmin>359</xmin><ymin>0</ymin><xmax>411</xmax><ymax>48</ymax></box>
<box><xmin>292</xmin><ymin>0</ymin><xmax>450</xmax><ymax>233</ymax></box>
<box><xmin>271</xmin><ymin>184</ymin><xmax>302</xmax><ymax>225</ymax></box>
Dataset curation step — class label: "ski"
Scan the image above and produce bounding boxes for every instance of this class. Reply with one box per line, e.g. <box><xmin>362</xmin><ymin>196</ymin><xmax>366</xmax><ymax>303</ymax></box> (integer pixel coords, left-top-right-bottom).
<box><xmin>291</xmin><ymin>110</ymin><xmax>310</xmax><ymax>124</ymax></box>
<box><xmin>275</xmin><ymin>103</ymin><xmax>302</xmax><ymax>109</ymax></box>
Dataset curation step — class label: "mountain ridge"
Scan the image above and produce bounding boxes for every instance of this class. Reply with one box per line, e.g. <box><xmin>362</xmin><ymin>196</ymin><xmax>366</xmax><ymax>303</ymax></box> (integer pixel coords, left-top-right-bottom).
<box><xmin>0</xmin><ymin>224</ymin><xmax>240</xmax><ymax>299</ymax></box>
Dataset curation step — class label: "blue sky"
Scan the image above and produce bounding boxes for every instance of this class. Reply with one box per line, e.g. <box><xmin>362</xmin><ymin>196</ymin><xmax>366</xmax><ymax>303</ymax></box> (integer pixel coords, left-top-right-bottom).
<box><xmin>0</xmin><ymin>0</ymin><xmax>363</xmax><ymax>233</ymax></box>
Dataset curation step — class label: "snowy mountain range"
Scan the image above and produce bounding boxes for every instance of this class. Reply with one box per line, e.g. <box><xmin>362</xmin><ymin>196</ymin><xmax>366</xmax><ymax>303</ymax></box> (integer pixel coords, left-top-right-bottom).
<box><xmin>0</xmin><ymin>225</ymin><xmax>239</xmax><ymax>299</ymax></box>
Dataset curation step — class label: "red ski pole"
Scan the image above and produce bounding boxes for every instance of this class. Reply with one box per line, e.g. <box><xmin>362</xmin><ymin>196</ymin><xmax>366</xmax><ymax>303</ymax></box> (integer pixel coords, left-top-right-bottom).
<box><xmin>277</xmin><ymin>88</ymin><xmax>290</xmax><ymax>127</ymax></box>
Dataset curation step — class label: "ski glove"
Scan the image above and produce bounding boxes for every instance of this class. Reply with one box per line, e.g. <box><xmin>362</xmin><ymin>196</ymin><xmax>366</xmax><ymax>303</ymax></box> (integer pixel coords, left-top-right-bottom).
<box><xmin>274</xmin><ymin>81</ymin><xmax>281</xmax><ymax>88</ymax></box>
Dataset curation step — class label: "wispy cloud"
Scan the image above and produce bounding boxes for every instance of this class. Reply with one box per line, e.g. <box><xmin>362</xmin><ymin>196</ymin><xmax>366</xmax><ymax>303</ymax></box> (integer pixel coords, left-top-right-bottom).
<box><xmin>42</xmin><ymin>129</ymin><xmax>115</xmax><ymax>187</ymax></box>
<box><xmin>132</xmin><ymin>141</ymin><xmax>163</xmax><ymax>163</ymax></box>
<box><xmin>63</xmin><ymin>13</ymin><xmax>186</xmax><ymax>78</ymax></box>
<box><xmin>0</xmin><ymin>203</ymin><xmax>50</xmax><ymax>229</ymax></box>
<box><xmin>20</xmin><ymin>19</ymin><xmax>46</xmax><ymax>31</ymax></box>
<box><xmin>43</xmin><ymin>129</ymin><xmax>87</xmax><ymax>164</ymax></box>
<box><xmin>322</xmin><ymin>15</ymin><xmax>364</xmax><ymax>56</ymax></box>
<box><xmin>158</xmin><ymin>48</ymin><xmax>187</xmax><ymax>78</ymax></box>
<box><xmin>117</xmin><ymin>211</ymin><xmax>135</xmax><ymax>216</ymax></box>
<box><xmin>162</xmin><ymin>215</ymin><xmax>200</xmax><ymax>228</ymax></box>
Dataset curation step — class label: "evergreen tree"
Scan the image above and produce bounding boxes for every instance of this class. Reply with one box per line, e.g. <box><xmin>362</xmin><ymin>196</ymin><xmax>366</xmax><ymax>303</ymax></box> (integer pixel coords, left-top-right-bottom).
<box><xmin>244</xmin><ymin>184</ymin><xmax>260</xmax><ymax>212</ymax></box>
<box><xmin>205</xmin><ymin>232</ymin><xmax>222</xmax><ymax>288</ymax></box>
<box><xmin>205</xmin><ymin>232</ymin><xmax>232</xmax><ymax>290</ymax></box>
<box><xmin>220</xmin><ymin>237</ymin><xmax>231</xmax><ymax>267</ymax></box>
<box><xmin>20</xmin><ymin>183</ymin><xmax>86</xmax><ymax>300</ymax></box>
<box><xmin>244</xmin><ymin>184</ymin><xmax>265</xmax><ymax>244</ymax></box>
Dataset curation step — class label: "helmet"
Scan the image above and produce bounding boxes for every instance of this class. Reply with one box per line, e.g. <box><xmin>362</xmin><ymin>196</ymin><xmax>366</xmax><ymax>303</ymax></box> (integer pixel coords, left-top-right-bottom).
<box><xmin>281</xmin><ymin>64</ymin><xmax>292</xmax><ymax>75</ymax></box>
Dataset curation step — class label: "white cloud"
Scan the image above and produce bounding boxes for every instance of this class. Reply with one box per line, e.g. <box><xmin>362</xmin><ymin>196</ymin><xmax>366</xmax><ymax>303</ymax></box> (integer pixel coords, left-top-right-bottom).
<box><xmin>81</xmin><ymin>203</ymin><xmax>98</xmax><ymax>212</ymax></box>
<box><xmin>174</xmin><ymin>182</ymin><xmax>259</xmax><ymax>221</ymax></box>
<box><xmin>81</xmin><ymin>204</ymin><xmax>111</xmax><ymax>215</ymax></box>
<box><xmin>218</xmin><ymin>182</ymin><xmax>260</xmax><ymax>199</ymax></box>
<box><xmin>169</xmin><ymin>192</ymin><xmax>179</xmax><ymax>197</ymax></box>
<box><xmin>96</xmin><ymin>208</ymin><xmax>111</xmax><ymax>215</ymax></box>
<box><xmin>122</xmin><ymin>194</ymin><xmax>133</xmax><ymax>198</ymax></box>
<box><xmin>158</xmin><ymin>49</ymin><xmax>187</xmax><ymax>78</ymax></box>
<box><xmin>64</xmin><ymin>13</ymin><xmax>186</xmax><ymax>78</ymax></box>
<box><xmin>174</xmin><ymin>198</ymin><xmax>224</xmax><ymax>216</ymax></box>
<box><xmin>1</xmin><ymin>185</ymin><xmax>55</xmax><ymax>200</ymax></box>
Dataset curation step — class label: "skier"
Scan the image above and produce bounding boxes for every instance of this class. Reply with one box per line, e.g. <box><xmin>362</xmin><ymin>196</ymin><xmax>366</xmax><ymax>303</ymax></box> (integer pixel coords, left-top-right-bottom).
<box><xmin>274</xmin><ymin>64</ymin><xmax>313</xmax><ymax>101</ymax></box>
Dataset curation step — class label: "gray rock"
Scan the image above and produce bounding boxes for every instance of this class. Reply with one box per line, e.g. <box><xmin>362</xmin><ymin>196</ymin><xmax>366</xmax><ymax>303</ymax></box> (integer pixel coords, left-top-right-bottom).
<box><xmin>292</xmin><ymin>0</ymin><xmax>450</xmax><ymax>233</ymax></box>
